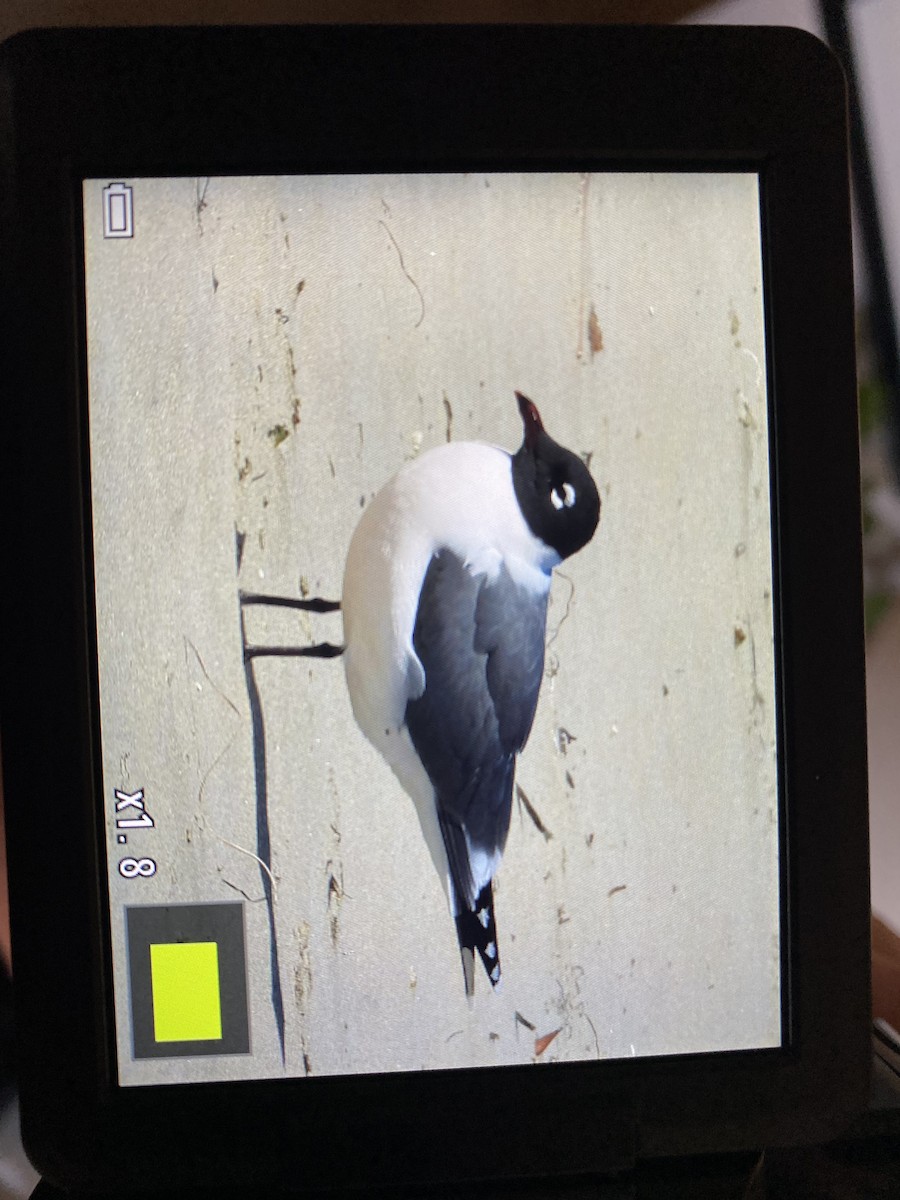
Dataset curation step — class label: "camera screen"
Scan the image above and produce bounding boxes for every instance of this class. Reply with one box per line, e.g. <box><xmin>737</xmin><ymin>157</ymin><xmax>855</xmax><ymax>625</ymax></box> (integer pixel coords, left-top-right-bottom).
<box><xmin>82</xmin><ymin>173</ymin><xmax>781</xmax><ymax>1087</ymax></box>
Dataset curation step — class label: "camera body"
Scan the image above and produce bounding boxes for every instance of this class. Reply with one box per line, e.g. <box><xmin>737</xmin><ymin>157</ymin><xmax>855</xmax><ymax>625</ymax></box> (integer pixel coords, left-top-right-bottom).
<box><xmin>0</xmin><ymin>24</ymin><xmax>868</xmax><ymax>1194</ymax></box>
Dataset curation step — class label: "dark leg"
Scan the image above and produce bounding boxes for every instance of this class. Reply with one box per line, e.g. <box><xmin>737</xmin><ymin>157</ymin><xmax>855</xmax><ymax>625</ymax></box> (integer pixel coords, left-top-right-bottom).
<box><xmin>239</xmin><ymin>590</ymin><xmax>343</xmax><ymax>659</ymax></box>
<box><xmin>239</xmin><ymin>591</ymin><xmax>341</xmax><ymax>613</ymax></box>
<box><xmin>244</xmin><ymin>643</ymin><xmax>343</xmax><ymax>661</ymax></box>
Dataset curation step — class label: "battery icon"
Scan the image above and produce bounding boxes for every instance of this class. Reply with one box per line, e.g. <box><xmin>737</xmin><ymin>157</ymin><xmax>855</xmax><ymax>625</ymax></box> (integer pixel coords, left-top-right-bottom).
<box><xmin>102</xmin><ymin>182</ymin><xmax>134</xmax><ymax>238</ymax></box>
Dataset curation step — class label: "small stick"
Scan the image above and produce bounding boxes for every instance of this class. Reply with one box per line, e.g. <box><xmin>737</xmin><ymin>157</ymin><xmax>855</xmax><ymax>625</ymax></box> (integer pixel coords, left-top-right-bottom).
<box><xmin>516</xmin><ymin>784</ymin><xmax>553</xmax><ymax>841</ymax></box>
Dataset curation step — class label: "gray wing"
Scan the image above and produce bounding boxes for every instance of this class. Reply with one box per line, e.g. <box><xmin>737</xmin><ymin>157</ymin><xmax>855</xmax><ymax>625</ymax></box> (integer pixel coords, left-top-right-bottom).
<box><xmin>404</xmin><ymin>549</ymin><xmax>549</xmax><ymax>907</ymax></box>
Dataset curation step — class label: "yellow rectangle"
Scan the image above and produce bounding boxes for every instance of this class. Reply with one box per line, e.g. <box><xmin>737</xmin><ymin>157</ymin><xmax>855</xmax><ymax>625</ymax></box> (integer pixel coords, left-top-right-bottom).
<box><xmin>149</xmin><ymin>941</ymin><xmax>222</xmax><ymax>1042</ymax></box>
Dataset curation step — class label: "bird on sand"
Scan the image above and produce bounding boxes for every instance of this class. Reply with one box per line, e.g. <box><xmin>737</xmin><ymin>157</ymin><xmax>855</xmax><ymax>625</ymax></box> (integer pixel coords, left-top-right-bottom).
<box><xmin>342</xmin><ymin>392</ymin><xmax>600</xmax><ymax>995</ymax></box>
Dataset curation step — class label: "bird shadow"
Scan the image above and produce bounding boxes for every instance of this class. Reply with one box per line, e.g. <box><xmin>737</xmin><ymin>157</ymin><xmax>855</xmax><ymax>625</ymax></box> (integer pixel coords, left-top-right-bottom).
<box><xmin>235</xmin><ymin>526</ymin><xmax>343</xmax><ymax>1066</ymax></box>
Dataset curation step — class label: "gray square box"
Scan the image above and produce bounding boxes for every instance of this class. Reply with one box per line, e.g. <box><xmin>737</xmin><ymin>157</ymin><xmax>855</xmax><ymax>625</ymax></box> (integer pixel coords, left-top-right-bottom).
<box><xmin>126</xmin><ymin>902</ymin><xmax>250</xmax><ymax>1059</ymax></box>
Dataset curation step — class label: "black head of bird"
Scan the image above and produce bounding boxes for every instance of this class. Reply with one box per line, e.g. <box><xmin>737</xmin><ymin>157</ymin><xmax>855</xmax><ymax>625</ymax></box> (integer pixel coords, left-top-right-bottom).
<box><xmin>511</xmin><ymin>391</ymin><xmax>601</xmax><ymax>561</ymax></box>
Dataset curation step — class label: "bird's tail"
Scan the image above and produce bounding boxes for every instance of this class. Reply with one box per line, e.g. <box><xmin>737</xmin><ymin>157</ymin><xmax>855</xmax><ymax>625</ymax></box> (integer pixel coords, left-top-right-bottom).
<box><xmin>455</xmin><ymin>881</ymin><xmax>501</xmax><ymax>997</ymax></box>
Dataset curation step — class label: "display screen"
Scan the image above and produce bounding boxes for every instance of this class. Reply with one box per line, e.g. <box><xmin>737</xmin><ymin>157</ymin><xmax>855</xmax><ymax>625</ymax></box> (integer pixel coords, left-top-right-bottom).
<box><xmin>82</xmin><ymin>173</ymin><xmax>781</xmax><ymax>1088</ymax></box>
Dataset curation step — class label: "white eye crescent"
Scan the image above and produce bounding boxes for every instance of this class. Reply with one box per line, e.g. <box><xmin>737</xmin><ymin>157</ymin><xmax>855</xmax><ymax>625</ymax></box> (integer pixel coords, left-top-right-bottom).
<box><xmin>550</xmin><ymin>482</ymin><xmax>577</xmax><ymax>510</ymax></box>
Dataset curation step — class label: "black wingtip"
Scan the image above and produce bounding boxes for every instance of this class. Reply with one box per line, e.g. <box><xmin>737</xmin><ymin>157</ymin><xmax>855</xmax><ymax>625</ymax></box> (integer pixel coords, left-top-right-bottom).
<box><xmin>454</xmin><ymin>882</ymin><xmax>501</xmax><ymax>996</ymax></box>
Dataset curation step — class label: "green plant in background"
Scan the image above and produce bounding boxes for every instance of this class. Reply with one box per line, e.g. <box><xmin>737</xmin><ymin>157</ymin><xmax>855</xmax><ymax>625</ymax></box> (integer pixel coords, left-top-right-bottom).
<box><xmin>858</xmin><ymin>376</ymin><xmax>886</xmax><ymax>441</ymax></box>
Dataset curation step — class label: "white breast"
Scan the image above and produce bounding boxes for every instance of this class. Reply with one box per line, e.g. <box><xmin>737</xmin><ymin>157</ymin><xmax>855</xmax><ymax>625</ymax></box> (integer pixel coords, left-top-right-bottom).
<box><xmin>342</xmin><ymin>442</ymin><xmax>552</xmax><ymax>739</ymax></box>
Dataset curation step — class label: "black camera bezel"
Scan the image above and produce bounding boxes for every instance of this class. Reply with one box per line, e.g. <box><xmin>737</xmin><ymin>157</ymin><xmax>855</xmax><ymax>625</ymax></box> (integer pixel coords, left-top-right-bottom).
<box><xmin>0</xmin><ymin>24</ymin><xmax>869</xmax><ymax>1193</ymax></box>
